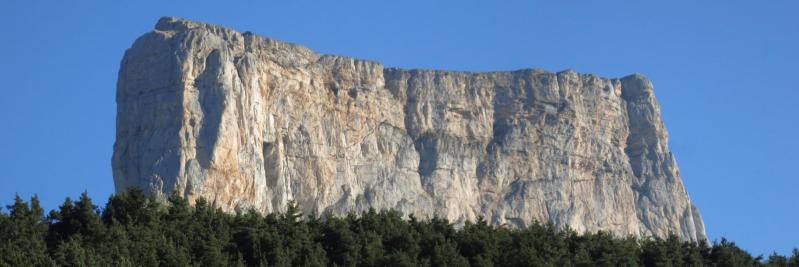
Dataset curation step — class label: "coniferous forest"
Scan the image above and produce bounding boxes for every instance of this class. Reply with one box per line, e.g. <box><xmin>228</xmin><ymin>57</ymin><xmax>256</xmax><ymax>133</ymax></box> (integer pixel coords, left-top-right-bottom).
<box><xmin>1</xmin><ymin>189</ymin><xmax>796</xmax><ymax>267</ymax></box>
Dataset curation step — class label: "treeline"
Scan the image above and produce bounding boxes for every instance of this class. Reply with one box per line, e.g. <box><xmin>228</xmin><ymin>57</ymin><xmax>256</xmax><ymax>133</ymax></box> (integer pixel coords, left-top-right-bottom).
<box><xmin>0</xmin><ymin>189</ymin><xmax>796</xmax><ymax>267</ymax></box>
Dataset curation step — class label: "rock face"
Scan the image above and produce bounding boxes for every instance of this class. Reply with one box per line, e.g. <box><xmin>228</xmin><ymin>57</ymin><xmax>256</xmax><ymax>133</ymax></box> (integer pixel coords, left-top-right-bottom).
<box><xmin>113</xmin><ymin>17</ymin><xmax>705</xmax><ymax>240</ymax></box>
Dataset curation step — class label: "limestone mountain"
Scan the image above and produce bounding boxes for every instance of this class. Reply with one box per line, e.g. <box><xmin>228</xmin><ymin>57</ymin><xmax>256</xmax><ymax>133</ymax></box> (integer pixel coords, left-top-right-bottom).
<box><xmin>113</xmin><ymin>17</ymin><xmax>705</xmax><ymax>240</ymax></box>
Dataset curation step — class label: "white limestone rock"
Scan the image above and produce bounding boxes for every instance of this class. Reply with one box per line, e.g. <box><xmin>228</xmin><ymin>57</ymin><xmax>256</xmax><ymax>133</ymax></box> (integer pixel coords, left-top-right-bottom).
<box><xmin>113</xmin><ymin>17</ymin><xmax>705</xmax><ymax>240</ymax></box>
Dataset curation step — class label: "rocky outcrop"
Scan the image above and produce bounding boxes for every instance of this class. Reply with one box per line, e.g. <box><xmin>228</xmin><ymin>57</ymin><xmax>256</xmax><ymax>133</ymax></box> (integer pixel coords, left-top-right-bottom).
<box><xmin>113</xmin><ymin>17</ymin><xmax>705</xmax><ymax>240</ymax></box>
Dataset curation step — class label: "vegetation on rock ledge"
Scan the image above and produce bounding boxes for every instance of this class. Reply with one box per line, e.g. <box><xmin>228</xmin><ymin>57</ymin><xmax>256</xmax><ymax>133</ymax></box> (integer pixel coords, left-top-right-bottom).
<box><xmin>1</xmin><ymin>189</ymin><xmax>796</xmax><ymax>267</ymax></box>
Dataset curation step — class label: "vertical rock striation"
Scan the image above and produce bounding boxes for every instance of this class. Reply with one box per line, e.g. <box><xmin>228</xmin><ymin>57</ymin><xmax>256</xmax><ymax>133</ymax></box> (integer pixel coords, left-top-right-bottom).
<box><xmin>113</xmin><ymin>17</ymin><xmax>705</xmax><ymax>240</ymax></box>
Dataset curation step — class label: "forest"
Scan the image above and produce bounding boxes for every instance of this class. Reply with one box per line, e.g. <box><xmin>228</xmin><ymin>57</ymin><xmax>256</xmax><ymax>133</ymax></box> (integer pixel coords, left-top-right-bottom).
<box><xmin>1</xmin><ymin>188</ymin><xmax>796</xmax><ymax>267</ymax></box>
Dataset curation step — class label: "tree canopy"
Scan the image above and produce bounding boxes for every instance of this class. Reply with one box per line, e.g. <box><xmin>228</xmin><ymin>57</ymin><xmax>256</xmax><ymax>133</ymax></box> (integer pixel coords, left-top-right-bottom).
<box><xmin>0</xmin><ymin>189</ymin><xmax>795</xmax><ymax>267</ymax></box>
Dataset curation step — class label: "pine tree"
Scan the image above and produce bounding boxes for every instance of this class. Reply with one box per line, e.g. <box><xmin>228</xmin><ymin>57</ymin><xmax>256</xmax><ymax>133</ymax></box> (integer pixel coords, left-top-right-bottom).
<box><xmin>788</xmin><ymin>248</ymin><xmax>799</xmax><ymax>267</ymax></box>
<box><xmin>708</xmin><ymin>238</ymin><xmax>760</xmax><ymax>267</ymax></box>
<box><xmin>0</xmin><ymin>195</ymin><xmax>55</xmax><ymax>266</ymax></box>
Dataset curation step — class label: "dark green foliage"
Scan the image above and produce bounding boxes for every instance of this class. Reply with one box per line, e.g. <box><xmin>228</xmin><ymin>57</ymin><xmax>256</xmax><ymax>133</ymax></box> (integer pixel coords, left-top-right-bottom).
<box><xmin>0</xmin><ymin>195</ymin><xmax>56</xmax><ymax>266</ymax></box>
<box><xmin>0</xmin><ymin>189</ymin><xmax>795</xmax><ymax>266</ymax></box>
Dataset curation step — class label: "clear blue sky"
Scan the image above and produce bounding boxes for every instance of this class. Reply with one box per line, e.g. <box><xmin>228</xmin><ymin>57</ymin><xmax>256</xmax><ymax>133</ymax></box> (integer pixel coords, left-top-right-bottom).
<box><xmin>1</xmin><ymin>0</ymin><xmax>796</xmax><ymax>256</ymax></box>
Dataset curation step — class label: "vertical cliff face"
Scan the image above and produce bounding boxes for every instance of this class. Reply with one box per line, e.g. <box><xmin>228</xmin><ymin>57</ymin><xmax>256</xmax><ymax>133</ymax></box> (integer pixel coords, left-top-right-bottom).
<box><xmin>113</xmin><ymin>17</ymin><xmax>705</xmax><ymax>240</ymax></box>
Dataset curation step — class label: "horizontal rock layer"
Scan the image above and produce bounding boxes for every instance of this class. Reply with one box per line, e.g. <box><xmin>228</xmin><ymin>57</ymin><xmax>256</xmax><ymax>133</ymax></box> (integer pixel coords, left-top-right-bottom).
<box><xmin>113</xmin><ymin>17</ymin><xmax>705</xmax><ymax>240</ymax></box>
